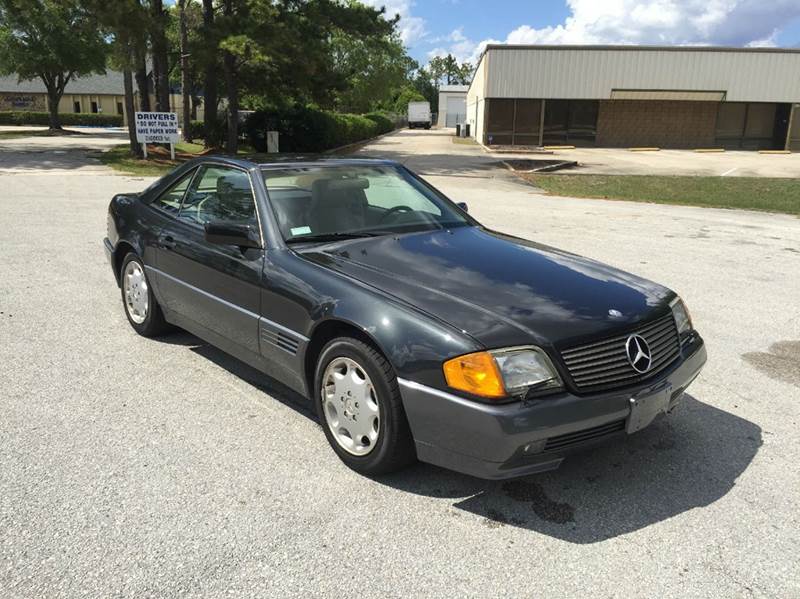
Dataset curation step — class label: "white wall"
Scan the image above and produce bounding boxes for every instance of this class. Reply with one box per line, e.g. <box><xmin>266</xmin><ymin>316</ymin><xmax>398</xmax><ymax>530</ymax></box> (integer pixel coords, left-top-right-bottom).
<box><xmin>437</xmin><ymin>91</ymin><xmax>467</xmax><ymax>127</ymax></box>
<box><xmin>466</xmin><ymin>54</ymin><xmax>487</xmax><ymax>142</ymax></box>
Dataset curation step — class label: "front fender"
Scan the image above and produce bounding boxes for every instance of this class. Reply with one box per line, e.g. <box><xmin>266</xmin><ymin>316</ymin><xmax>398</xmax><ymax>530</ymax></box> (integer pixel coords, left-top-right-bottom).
<box><xmin>264</xmin><ymin>249</ymin><xmax>481</xmax><ymax>391</ymax></box>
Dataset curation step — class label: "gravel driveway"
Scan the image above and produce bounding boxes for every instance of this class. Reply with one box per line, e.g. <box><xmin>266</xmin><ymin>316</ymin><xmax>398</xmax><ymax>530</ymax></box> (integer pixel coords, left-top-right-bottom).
<box><xmin>1</xmin><ymin>130</ymin><xmax>798</xmax><ymax>598</ymax></box>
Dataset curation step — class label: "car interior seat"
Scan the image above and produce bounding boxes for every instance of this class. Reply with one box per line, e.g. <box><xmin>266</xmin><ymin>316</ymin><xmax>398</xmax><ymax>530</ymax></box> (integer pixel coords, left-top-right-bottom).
<box><xmin>309</xmin><ymin>178</ymin><xmax>369</xmax><ymax>235</ymax></box>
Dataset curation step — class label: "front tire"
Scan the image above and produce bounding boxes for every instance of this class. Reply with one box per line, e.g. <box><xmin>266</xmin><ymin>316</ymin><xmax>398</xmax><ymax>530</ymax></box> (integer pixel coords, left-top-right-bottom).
<box><xmin>120</xmin><ymin>253</ymin><xmax>169</xmax><ymax>337</ymax></box>
<box><xmin>314</xmin><ymin>337</ymin><xmax>415</xmax><ymax>476</ymax></box>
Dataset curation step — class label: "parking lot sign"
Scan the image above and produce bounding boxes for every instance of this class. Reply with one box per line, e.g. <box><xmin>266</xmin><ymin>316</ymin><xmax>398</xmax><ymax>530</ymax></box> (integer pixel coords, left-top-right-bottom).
<box><xmin>135</xmin><ymin>112</ymin><xmax>180</xmax><ymax>158</ymax></box>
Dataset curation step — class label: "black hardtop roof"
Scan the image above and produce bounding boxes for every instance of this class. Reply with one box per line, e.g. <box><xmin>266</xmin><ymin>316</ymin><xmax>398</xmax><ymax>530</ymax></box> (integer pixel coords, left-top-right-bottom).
<box><xmin>187</xmin><ymin>155</ymin><xmax>400</xmax><ymax>170</ymax></box>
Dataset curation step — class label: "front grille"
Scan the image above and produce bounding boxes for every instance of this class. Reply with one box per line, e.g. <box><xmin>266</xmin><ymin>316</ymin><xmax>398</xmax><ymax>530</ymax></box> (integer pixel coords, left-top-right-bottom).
<box><xmin>543</xmin><ymin>419</ymin><xmax>625</xmax><ymax>453</ymax></box>
<box><xmin>560</xmin><ymin>313</ymin><xmax>680</xmax><ymax>393</ymax></box>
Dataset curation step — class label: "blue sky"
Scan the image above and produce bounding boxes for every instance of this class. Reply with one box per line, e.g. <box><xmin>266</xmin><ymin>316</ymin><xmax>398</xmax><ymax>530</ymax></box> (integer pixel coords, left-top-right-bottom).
<box><xmin>362</xmin><ymin>0</ymin><xmax>800</xmax><ymax>65</ymax></box>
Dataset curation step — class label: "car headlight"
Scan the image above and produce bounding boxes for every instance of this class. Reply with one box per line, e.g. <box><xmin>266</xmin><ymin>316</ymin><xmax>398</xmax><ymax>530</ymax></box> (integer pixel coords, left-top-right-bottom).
<box><xmin>670</xmin><ymin>297</ymin><xmax>693</xmax><ymax>338</ymax></box>
<box><xmin>443</xmin><ymin>347</ymin><xmax>562</xmax><ymax>400</ymax></box>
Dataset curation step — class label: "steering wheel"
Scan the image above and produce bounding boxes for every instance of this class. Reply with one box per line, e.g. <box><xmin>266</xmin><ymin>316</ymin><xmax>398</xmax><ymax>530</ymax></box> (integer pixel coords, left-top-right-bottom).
<box><xmin>379</xmin><ymin>205</ymin><xmax>414</xmax><ymax>223</ymax></box>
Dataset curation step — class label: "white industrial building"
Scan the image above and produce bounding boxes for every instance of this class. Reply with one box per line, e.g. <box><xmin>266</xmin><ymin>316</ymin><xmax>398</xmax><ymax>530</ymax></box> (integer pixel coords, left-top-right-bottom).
<box><xmin>437</xmin><ymin>84</ymin><xmax>468</xmax><ymax>128</ymax></box>
<box><xmin>466</xmin><ymin>45</ymin><xmax>800</xmax><ymax>150</ymax></box>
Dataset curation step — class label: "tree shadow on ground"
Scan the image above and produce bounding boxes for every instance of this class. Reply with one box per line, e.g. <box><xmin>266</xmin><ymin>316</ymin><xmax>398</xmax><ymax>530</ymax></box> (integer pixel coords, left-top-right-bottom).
<box><xmin>0</xmin><ymin>148</ymin><xmax>112</xmax><ymax>172</ymax></box>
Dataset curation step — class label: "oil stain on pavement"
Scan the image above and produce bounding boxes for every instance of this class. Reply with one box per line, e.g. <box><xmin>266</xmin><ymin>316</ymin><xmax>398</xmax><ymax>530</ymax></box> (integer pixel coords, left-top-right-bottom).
<box><xmin>501</xmin><ymin>480</ymin><xmax>576</xmax><ymax>524</ymax></box>
<box><xmin>742</xmin><ymin>340</ymin><xmax>800</xmax><ymax>388</ymax></box>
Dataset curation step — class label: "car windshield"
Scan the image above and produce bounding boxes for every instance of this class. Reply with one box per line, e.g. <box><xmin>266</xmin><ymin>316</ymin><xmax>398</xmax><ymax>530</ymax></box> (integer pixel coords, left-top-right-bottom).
<box><xmin>262</xmin><ymin>164</ymin><xmax>472</xmax><ymax>243</ymax></box>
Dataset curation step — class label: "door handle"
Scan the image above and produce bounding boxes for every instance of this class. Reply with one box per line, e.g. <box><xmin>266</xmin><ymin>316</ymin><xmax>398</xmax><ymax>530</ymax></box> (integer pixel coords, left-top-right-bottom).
<box><xmin>159</xmin><ymin>235</ymin><xmax>176</xmax><ymax>249</ymax></box>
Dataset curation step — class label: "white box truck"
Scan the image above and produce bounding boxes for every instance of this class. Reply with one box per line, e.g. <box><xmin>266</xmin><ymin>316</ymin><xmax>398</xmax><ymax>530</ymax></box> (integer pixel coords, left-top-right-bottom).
<box><xmin>407</xmin><ymin>101</ymin><xmax>431</xmax><ymax>129</ymax></box>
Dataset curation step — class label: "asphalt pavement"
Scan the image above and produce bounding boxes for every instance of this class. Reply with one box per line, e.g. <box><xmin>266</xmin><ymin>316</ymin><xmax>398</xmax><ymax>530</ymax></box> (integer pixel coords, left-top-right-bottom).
<box><xmin>1</xmin><ymin>129</ymin><xmax>798</xmax><ymax>598</ymax></box>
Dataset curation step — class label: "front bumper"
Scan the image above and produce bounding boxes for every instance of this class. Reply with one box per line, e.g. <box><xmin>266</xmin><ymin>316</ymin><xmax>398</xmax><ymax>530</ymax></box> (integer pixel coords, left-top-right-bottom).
<box><xmin>399</xmin><ymin>336</ymin><xmax>707</xmax><ymax>480</ymax></box>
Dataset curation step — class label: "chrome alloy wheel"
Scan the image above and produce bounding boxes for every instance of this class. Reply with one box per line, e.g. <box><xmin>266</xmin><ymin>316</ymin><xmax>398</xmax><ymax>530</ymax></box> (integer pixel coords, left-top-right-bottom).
<box><xmin>123</xmin><ymin>260</ymin><xmax>149</xmax><ymax>324</ymax></box>
<box><xmin>321</xmin><ymin>357</ymin><xmax>381</xmax><ymax>456</ymax></box>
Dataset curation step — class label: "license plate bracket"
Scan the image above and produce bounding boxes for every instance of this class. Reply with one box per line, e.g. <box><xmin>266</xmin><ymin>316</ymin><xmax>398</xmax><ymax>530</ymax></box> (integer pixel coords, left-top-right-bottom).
<box><xmin>626</xmin><ymin>384</ymin><xmax>672</xmax><ymax>434</ymax></box>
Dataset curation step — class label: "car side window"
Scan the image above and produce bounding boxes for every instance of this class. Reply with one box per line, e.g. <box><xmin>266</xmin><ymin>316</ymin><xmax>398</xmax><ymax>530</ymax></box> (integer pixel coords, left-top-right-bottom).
<box><xmin>151</xmin><ymin>170</ymin><xmax>194</xmax><ymax>215</ymax></box>
<box><xmin>178</xmin><ymin>166</ymin><xmax>257</xmax><ymax>226</ymax></box>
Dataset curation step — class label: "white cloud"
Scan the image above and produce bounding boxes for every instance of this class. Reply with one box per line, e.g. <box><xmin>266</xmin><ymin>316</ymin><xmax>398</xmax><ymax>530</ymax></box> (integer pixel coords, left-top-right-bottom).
<box><xmin>452</xmin><ymin>0</ymin><xmax>800</xmax><ymax>64</ymax></box>
<box><xmin>427</xmin><ymin>27</ymin><xmax>480</xmax><ymax>62</ymax></box>
<box><xmin>360</xmin><ymin>0</ymin><xmax>427</xmax><ymax>46</ymax></box>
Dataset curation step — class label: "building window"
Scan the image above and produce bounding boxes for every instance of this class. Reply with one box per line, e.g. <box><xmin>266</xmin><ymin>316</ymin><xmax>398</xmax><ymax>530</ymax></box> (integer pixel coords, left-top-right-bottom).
<box><xmin>91</xmin><ymin>101</ymin><xmax>98</xmax><ymax>114</ymax></box>
<box><xmin>116</xmin><ymin>102</ymin><xmax>124</xmax><ymax>115</ymax></box>
<box><xmin>73</xmin><ymin>101</ymin><xmax>81</xmax><ymax>113</ymax></box>
<box><xmin>715</xmin><ymin>102</ymin><xmax>789</xmax><ymax>150</ymax></box>
<box><xmin>485</xmin><ymin>99</ymin><xmax>515</xmax><ymax>145</ymax></box>
<box><xmin>543</xmin><ymin>100</ymin><xmax>598</xmax><ymax>146</ymax></box>
<box><xmin>484</xmin><ymin>98</ymin><xmax>542</xmax><ymax>146</ymax></box>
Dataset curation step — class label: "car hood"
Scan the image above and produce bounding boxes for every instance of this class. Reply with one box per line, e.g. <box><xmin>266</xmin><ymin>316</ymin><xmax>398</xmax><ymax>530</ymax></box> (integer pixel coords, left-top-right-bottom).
<box><xmin>300</xmin><ymin>226</ymin><xmax>673</xmax><ymax>349</ymax></box>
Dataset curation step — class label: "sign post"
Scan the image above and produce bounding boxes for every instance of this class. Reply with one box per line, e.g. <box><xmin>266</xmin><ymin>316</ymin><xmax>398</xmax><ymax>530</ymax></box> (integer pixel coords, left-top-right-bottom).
<box><xmin>134</xmin><ymin>112</ymin><xmax>180</xmax><ymax>159</ymax></box>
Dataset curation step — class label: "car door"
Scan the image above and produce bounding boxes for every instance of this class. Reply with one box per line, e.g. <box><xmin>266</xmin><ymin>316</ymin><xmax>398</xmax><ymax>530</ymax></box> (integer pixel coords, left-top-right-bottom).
<box><xmin>155</xmin><ymin>164</ymin><xmax>264</xmax><ymax>355</ymax></box>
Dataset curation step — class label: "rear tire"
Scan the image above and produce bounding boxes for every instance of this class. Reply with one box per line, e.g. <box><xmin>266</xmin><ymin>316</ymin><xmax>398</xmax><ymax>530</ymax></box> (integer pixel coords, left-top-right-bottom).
<box><xmin>314</xmin><ymin>337</ymin><xmax>416</xmax><ymax>476</ymax></box>
<box><xmin>120</xmin><ymin>252</ymin><xmax>170</xmax><ymax>337</ymax></box>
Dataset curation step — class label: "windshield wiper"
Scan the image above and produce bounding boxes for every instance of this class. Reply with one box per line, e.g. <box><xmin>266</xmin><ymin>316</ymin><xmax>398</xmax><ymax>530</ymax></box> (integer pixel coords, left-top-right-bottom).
<box><xmin>285</xmin><ymin>231</ymin><xmax>389</xmax><ymax>244</ymax></box>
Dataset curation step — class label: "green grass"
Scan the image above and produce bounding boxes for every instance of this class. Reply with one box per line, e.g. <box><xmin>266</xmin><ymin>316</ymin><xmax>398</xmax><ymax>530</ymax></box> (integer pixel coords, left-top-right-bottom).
<box><xmin>96</xmin><ymin>145</ymin><xmax>176</xmax><ymax>176</ymax></box>
<box><xmin>175</xmin><ymin>141</ymin><xmax>205</xmax><ymax>154</ymax></box>
<box><xmin>524</xmin><ymin>173</ymin><xmax>800</xmax><ymax>216</ymax></box>
<box><xmin>97</xmin><ymin>142</ymin><xmax>265</xmax><ymax>176</ymax></box>
<box><xmin>96</xmin><ymin>142</ymin><xmax>210</xmax><ymax>176</ymax></box>
<box><xmin>452</xmin><ymin>136</ymin><xmax>478</xmax><ymax>146</ymax></box>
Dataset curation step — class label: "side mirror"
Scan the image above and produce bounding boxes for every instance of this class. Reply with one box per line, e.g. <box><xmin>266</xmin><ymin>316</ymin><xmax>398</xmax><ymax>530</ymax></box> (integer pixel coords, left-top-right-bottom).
<box><xmin>456</xmin><ymin>202</ymin><xmax>469</xmax><ymax>213</ymax></box>
<box><xmin>205</xmin><ymin>222</ymin><xmax>262</xmax><ymax>249</ymax></box>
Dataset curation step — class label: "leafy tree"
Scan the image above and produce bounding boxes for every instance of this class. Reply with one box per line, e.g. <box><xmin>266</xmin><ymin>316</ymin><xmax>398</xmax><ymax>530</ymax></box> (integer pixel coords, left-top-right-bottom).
<box><xmin>428</xmin><ymin>53</ymin><xmax>473</xmax><ymax>86</ymax></box>
<box><xmin>330</xmin><ymin>30</ymin><xmax>414</xmax><ymax>113</ymax></box>
<box><xmin>218</xmin><ymin>0</ymin><xmax>266</xmax><ymax>153</ymax></box>
<box><xmin>393</xmin><ymin>86</ymin><xmax>425</xmax><ymax>114</ymax></box>
<box><xmin>409</xmin><ymin>65</ymin><xmax>437</xmax><ymax>112</ymax></box>
<box><xmin>167</xmin><ymin>1</ymin><xmax>204</xmax><ymax>121</ymax></box>
<box><xmin>456</xmin><ymin>61</ymin><xmax>474</xmax><ymax>85</ymax></box>
<box><xmin>88</xmin><ymin>0</ymin><xmax>150</xmax><ymax>154</ymax></box>
<box><xmin>417</xmin><ymin>53</ymin><xmax>474</xmax><ymax>113</ymax></box>
<box><xmin>236</xmin><ymin>0</ymin><xmax>398</xmax><ymax>110</ymax></box>
<box><xmin>0</xmin><ymin>0</ymin><xmax>108</xmax><ymax>130</ymax></box>
<box><xmin>204</xmin><ymin>0</ymin><xmax>406</xmax><ymax>152</ymax></box>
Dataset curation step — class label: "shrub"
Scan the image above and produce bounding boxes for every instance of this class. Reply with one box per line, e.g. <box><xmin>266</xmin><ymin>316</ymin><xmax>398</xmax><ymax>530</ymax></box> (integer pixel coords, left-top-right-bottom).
<box><xmin>188</xmin><ymin>119</ymin><xmax>205</xmax><ymax>140</ymax></box>
<box><xmin>182</xmin><ymin>116</ymin><xmax>229</xmax><ymax>146</ymax></box>
<box><xmin>363</xmin><ymin>112</ymin><xmax>394</xmax><ymax>135</ymax></box>
<box><xmin>0</xmin><ymin>111</ymin><xmax>123</xmax><ymax>127</ymax></box>
<box><xmin>244</xmin><ymin>105</ymin><xmax>397</xmax><ymax>153</ymax></box>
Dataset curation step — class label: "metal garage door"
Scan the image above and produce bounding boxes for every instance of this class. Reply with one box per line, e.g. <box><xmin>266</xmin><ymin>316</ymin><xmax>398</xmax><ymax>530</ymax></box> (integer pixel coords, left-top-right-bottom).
<box><xmin>445</xmin><ymin>96</ymin><xmax>466</xmax><ymax>128</ymax></box>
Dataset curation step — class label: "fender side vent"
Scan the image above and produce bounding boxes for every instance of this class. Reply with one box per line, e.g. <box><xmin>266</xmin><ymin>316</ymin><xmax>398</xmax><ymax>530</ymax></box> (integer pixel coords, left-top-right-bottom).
<box><xmin>260</xmin><ymin>327</ymin><xmax>300</xmax><ymax>355</ymax></box>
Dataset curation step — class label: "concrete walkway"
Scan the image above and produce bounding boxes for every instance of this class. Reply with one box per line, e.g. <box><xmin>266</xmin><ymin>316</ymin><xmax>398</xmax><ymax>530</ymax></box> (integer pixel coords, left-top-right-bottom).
<box><xmin>0</xmin><ymin>126</ymin><xmax>128</xmax><ymax>174</ymax></box>
<box><xmin>357</xmin><ymin>126</ymin><xmax>800</xmax><ymax>178</ymax></box>
<box><xmin>489</xmin><ymin>144</ymin><xmax>800</xmax><ymax>178</ymax></box>
<box><xmin>354</xmin><ymin>127</ymin><xmax>515</xmax><ymax>179</ymax></box>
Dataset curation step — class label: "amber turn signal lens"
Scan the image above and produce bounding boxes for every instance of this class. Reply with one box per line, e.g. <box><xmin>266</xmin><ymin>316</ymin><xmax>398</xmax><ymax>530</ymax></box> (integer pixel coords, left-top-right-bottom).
<box><xmin>443</xmin><ymin>351</ymin><xmax>506</xmax><ymax>399</ymax></box>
